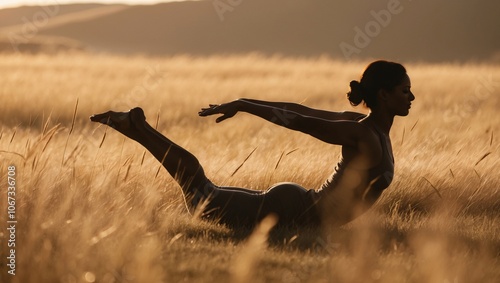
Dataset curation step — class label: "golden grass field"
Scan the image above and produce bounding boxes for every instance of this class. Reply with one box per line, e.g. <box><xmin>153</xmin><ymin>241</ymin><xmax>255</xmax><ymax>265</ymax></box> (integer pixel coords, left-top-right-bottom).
<box><xmin>0</xmin><ymin>52</ymin><xmax>499</xmax><ymax>283</ymax></box>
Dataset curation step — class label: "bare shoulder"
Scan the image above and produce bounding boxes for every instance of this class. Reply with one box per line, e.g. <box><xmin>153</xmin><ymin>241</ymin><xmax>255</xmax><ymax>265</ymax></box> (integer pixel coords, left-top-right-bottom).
<box><xmin>325</xmin><ymin>120</ymin><xmax>383</xmax><ymax>167</ymax></box>
<box><xmin>340</xmin><ymin>111</ymin><xmax>367</xmax><ymax>121</ymax></box>
<box><xmin>354</xmin><ymin>122</ymin><xmax>383</xmax><ymax>166</ymax></box>
<box><xmin>306</xmin><ymin>119</ymin><xmax>376</xmax><ymax>149</ymax></box>
<box><xmin>342</xmin><ymin>121</ymin><xmax>380</xmax><ymax>146</ymax></box>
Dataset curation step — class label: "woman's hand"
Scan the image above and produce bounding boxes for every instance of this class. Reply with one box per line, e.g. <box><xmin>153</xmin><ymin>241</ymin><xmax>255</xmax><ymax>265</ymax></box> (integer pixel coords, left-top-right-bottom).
<box><xmin>198</xmin><ymin>100</ymin><xmax>241</xmax><ymax>123</ymax></box>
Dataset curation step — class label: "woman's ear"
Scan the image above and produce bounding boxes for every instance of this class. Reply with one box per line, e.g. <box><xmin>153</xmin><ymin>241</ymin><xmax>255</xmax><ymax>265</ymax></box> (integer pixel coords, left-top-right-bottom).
<box><xmin>377</xmin><ymin>89</ymin><xmax>390</xmax><ymax>102</ymax></box>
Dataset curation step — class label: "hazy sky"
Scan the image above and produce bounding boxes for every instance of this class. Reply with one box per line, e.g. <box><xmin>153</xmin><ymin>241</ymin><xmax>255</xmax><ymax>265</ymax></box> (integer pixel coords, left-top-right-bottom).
<box><xmin>0</xmin><ymin>0</ymin><xmax>179</xmax><ymax>9</ymax></box>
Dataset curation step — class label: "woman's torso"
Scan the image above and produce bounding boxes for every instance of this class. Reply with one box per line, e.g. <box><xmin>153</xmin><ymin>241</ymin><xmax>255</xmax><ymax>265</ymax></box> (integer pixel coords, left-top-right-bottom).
<box><xmin>316</xmin><ymin>121</ymin><xmax>395</xmax><ymax>213</ymax></box>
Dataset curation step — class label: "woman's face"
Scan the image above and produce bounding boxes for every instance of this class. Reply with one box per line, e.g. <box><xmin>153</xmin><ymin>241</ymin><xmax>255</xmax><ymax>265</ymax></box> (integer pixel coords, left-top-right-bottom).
<box><xmin>386</xmin><ymin>75</ymin><xmax>415</xmax><ymax>116</ymax></box>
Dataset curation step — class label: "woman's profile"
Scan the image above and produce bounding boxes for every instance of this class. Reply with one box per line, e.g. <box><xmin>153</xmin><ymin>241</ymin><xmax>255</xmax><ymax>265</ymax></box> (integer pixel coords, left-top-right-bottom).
<box><xmin>90</xmin><ymin>60</ymin><xmax>415</xmax><ymax>230</ymax></box>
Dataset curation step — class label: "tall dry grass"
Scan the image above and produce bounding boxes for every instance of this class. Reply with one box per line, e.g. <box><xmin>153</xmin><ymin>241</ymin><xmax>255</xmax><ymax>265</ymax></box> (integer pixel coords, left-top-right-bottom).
<box><xmin>0</xmin><ymin>52</ymin><xmax>499</xmax><ymax>282</ymax></box>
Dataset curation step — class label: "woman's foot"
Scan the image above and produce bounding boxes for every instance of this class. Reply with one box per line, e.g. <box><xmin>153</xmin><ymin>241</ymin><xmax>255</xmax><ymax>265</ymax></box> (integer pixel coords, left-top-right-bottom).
<box><xmin>90</xmin><ymin>107</ymin><xmax>146</xmax><ymax>138</ymax></box>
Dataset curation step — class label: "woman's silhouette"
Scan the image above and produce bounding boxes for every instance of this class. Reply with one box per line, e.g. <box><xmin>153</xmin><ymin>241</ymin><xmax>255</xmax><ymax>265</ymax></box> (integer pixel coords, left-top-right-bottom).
<box><xmin>90</xmin><ymin>60</ymin><xmax>415</xmax><ymax>229</ymax></box>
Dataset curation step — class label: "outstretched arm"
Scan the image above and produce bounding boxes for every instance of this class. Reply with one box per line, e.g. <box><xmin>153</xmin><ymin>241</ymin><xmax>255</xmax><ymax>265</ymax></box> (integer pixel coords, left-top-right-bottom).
<box><xmin>239</xmin><ymin>98</ymin><xmax>366</xmax><ymax>121</ymax></box>
<box><xmin>199</xmin><ymin>100</ymin><xmax>375</xmax><ymax>149</ymax></box>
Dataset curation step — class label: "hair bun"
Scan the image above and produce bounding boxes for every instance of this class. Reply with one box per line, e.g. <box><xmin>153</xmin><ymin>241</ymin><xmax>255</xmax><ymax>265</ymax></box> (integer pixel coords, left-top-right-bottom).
<box><xmin>347</xmin><ymin>80</ymin><xmax>365</xmax><ymax>106</ymax></box>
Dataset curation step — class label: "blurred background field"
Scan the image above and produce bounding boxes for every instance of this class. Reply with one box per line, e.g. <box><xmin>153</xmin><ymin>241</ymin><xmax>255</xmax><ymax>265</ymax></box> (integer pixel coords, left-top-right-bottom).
<box><xmin>0</xmin><ymin>52</ymin><xmax>499</xmax><ymax>282</ymax></box>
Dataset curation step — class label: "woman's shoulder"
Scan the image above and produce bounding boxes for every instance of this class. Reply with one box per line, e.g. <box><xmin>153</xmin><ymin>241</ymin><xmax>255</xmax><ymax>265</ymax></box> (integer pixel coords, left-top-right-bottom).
<box><xmin>351</xmin><ymin>120</ymin><xmax>384</xmax><ymax>166</ymax></box>
<box><xmin>339</xmin><ymin>111</ymin><xmax>367</xmax><ymax>121</ymax></box>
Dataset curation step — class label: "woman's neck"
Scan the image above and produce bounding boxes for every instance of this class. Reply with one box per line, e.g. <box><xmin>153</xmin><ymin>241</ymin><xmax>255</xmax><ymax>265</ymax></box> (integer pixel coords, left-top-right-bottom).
<box><xmin>365</xmin><ymin>111</ymin><xmax>394</xmax><ymax>135</ymax></box>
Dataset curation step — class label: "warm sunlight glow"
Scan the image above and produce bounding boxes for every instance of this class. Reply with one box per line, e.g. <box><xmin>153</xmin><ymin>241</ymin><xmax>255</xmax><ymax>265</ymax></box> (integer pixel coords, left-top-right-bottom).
<box><xmin>0</xmin><ymin>0</ymin><xmax>179</xmax><ymax>9</ymax></box>
<box><xmin>0</xmin><ymin>1</ymin><xmax>498</xmax><ymax>282</ymax></box>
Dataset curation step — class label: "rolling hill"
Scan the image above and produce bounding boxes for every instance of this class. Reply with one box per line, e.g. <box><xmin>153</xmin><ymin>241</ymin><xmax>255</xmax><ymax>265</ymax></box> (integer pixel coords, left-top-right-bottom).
<box><xmin>0</xmin><ymin>0</ymin><xmax>498</xmax><ymax>62</ymax></box>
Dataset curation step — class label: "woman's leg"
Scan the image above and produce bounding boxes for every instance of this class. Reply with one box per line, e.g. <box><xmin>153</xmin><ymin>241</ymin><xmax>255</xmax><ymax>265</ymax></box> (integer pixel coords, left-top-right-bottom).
<box><xmin>91</xmin><ymin>108</ymin><xmax>216</xmax><ymax>209</ymax></box>
<box><xmin>90</xmin><ymin>108</ymin><xmax>319</xmax><ymax>227</ymax></box>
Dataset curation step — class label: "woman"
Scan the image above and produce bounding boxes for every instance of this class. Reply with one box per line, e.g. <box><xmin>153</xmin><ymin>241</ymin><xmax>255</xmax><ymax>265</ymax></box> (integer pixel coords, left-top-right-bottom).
<box><xmin>90</xmin><ymin>60</ymin><xmax>415</xmax><ymax>229</ymax></box>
